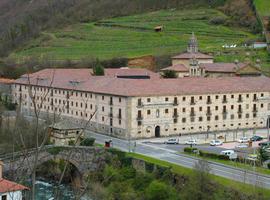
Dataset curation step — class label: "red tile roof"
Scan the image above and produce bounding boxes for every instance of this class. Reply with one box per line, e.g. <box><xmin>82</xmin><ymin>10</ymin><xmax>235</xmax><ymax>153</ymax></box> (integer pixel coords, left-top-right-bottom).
<box><xmin>161</xmin><ymin>64</ymin><xmax>189</xmax><ymax>72</ymax></box>
<box><xmin>0</xmin><ymin>78</ymin><xmax>15</xmax><ymax>84</ymax></box>
<box><xmin>172</xmin><ymin>52</ymin><xmax>213</xmax><ymax>59</ymax></box>
<box><xmin>14</xmin><ymin>69</ymin><xmax>270</xmax><ymax>97</ymax></box>
<box><xmin>0</xmin><ymin>178</ymin><xmax>29</xmax><ymax>193</ymax></box>
<box><xmin>199</xmin><ymin>63</ymin><xmax>247</xmax><ymax>73</ymax></box>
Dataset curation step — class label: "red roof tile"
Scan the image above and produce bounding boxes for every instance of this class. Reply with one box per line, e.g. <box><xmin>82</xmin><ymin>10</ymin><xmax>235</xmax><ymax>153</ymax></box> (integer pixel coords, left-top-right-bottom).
<box><xmin>161</xmin><ymin>64</ymin><xmax>189</xmax><ymax>72</ymax></box>
<box><xmin>172</xmin><ymin>52</ymin><xmax>213</xmax><ymax>59</ymax></box>
<box><xmin>0</xmin><ymin>78</ymin><xmax>15</xmax><ymax>84</ymax></box>
<box><xmin>199</xmin><ymin>63</ymin><xmax>247</xmax><ymax>73</ymax></box>
<box><xmin>0</xmin><ymin>178</ymin><xmax>29</xmax><ymax>193</ymax></box>
<box><xmin>14</xmin><ymin>69</ymin><xmax>270</xmax><ymax>97</ymax></box>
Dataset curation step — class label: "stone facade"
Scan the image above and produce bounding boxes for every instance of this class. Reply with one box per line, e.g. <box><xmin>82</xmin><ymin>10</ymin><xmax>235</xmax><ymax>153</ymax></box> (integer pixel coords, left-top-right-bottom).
<box><xmin>130</xmin><ymin>93</ymin><xmax>270</xmax><ymax>138</ymax></box>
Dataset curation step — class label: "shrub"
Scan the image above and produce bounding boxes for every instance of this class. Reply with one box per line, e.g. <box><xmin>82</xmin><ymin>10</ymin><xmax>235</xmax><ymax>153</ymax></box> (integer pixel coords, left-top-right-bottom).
<box><xmin>209</xmin><ymin>16</ymin><xmax>226</xmax><ymax>25</ymax></box>
<box><xmin>199</xmin><ymin>150</ymin><xmax>229</xmax><ymax>160</ymax></box>
<box><xmin>267</xmin><ymin>162</ymin><xmax>270</xmax><ymax>169</ymax></box>
<box><xmin>80</xmin><ymin>137</ymin><xmax>95</xmax><ymax>146</ymax></box>
<box><xmin>145</xmin><ymin>162</ymin><xmax>155</xmax><ymax>173</ymax></box>
<box><xmin>184</xmin><ymin>147</ymin><xmax>198</xmax><ymax>153</ymax></box>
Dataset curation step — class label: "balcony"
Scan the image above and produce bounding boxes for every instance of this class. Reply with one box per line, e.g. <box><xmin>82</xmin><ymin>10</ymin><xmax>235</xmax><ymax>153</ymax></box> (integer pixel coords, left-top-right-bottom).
<box><xmin>206</xmin><ymin>100</ymin><xmax>212</xmax><ymax>105</ymax></box>
<box><xmin>222</xmin><ymin>99</ymin><xmax>228</xmax><ymax>103</ymax></box>
<box><xmin>137</xmin><ymin>103</ymin><xmax>143</xmax><ymax>108</ymax></box>
<box><xmin>173</xmin><ymin>100</ymin><xmax>178</xmax><ymax>106</ymax></box>
<box><xmin>237</xmin><ymin>98</ymin><xmax>243</xmax><ymax>103</ymax></box>
<box><xmin>109</xmin><ymin>113</ymin><xmax>113</xmax><ymax>118</ymax></box>
<box><xmin>237</xmin><ymin>109</ymin><xmax>243</xmax><ymax>114</ymax></box>
<box><xmin>137</xmin><ymin>116</ymin><xmax>143</xmax><ymax>121</ymax></box>
<box><xmin>173</xmin><ymin>113</ymin><xmax>179</xmax><ymax>118</ymax></box>
<box><xmin>190</xmin><ymin>112</ymin><xmax>196</xmax><ymax>117</ymax></box>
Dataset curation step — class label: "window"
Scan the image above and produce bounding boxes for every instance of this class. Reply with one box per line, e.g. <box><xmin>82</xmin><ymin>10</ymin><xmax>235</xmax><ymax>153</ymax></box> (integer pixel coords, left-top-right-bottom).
<box><xmin>246</xmin><ymin>113</ymin><xmax>250</xmax><ymax>118</ymax></box>
<box><xmin>1</xmin><ymin>195</ymin><xmax>7</xmax><ymax>200</ymax></box>
<box><xmin>261</xmin><ymin>103</ymin><xmax>264</xmax><ymax>108</ymax></box>
<box><xmin>215</xmin><ymin>106</ymin><xmax>218</xmax><ymax>111</ymax></box>
<box><xmin>231</xmin><ymin>95</ymin><xmax>234</xmax><ymax>98</ymax></box>
<box><xmin>147</xmin><ymin>98</ymin><xmax>151</xmax><ymax>102</ymax></box>
<box><xmin>215</xmin><ymin>115</ymin><xmax>219</xmax><ymax>120</ymax></box>
<box><xmin>156</xmin><ymin>109</ymin><xmax>160</xmax><ymax>118</ymax></box>
<box><xmin>261</xmin><ymin>93</ymin><xmax>264</xmax><ymax>97</ymax></box>
<box><xmin>147</xmin><ymin>110</ymin><xmax>151</xmax><ymax>115</ymax></box>
<box><xmin>199</xmin><ymin>117</ymin><xmax>203</xmax><ymax>122</ymax></box>
<box><xmin>138</xmin><ymin>121</ymin><xmax>142</xmax><ymax>126</ymax></box>
<box><xmin>119</xmin><ymin>120</ymin><xmax>121</xmax><ymax>125</ymax></box>
<box><xmin>165</xmin><ymin>109</ymin><xmax>169</xmax><ymax>114</ymax></box>
<box><xmin>246</xmin><ymin>104</ymin><xmax>249</xmax><ymax>109</ymax></box>
<box><xmin>102</xmin><ymin>96</ymin><xmax>104</xmax><ymax>100</ymax></box>
<box><xmin>119</xmin><ymin>97</ymin><xmax>122</xmax><ymax>102</ymax></box>
<box><xmin>182</xmin><ymin>108</ymin><xmax>186</xmax><ymax>112</ymax></box>
<box><xmin>165</xmin><ymin>97</ymin><xmax>169</xmax><ymax>101</ymax></box>
<box><xmin>102</xmin><ymin>116</ymin><xmax>104</xmax><ymax>122</ymax></box>
<box><xmin>231</xmin><ymin>114</ymin><xmax>234</xmax><ymax>119</ymax></box>
<box><xmin>182</xmin><ymin>118</ymin><xmax>186</xmax><ymax>123</ymax></box>
<box><xmin>231</xmin><ymin>105</ymin><xmax>234</xmax><ymax>109</ymax></box>
<box><xmin>199</xmin><ymin>96</ymin><xmax>202</xmax><ymax>100</ymax></box>
<box><xmin>102</xmin><ymin>106</ymin><xmax>104</xmax><ymax>112</ymax></box>
<box><xmin>199</xmin><ymin>107</ymin><xmax>202</xmax><ymax>111</ymax></box>
<box><xmin>215</xmin><ymin>95</ymin><xmax>219</xmax><ymax>99</ymax></box>
<box><xmin>182</xmin><ymin>97</ymin><xmax>186</xmax><ymax>101</ymax></box>
<box><xmin>207</xmin><ymin>116</ymin><xmax>211</xmax><ymax>121</ymax></box>
<box><xmin>246</xmin><ymin>94</ymin><xmax>249</xmax><ymax>98</ymax></box>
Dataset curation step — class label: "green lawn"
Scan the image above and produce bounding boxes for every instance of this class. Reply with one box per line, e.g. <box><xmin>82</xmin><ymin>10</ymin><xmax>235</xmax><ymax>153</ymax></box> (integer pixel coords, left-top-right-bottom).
<box><xmin>183</xmin><ymin>152</ymin><xmax>270</xmax><ymax>176</ymax></box>
<box><xmin>9</xmin><ymin>8</ymin><xmax>261</xmax><ymax>63</ymax></box>
<box><xmin>128</xmin><ymin>152</ymin><xmax>270</xmax><ymax>197</ymax></box>
<box><xmin>254</xmin><ymin>0</ymin><xmax>270</xmax><ymax>17</ymax></box>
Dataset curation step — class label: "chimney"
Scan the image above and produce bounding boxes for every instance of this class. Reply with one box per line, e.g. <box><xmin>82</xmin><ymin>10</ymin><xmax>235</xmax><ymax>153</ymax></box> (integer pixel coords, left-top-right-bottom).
<box><xmin>0</xmin><ymin>160</ymin><xmax>3</xmax><ymax>179</ymax></box>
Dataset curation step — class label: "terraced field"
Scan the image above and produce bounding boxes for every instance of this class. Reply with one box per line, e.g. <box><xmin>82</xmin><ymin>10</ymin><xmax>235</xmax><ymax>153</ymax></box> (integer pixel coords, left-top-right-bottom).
<box><xmin>9</xmin><ymin>8</ymin><xmax>259</xmax><ymax>63</ymax></box>
<box><xmin>254</xmin><ymin>0</ymin><xmax>270</xmax><ymax>17</ymax></box>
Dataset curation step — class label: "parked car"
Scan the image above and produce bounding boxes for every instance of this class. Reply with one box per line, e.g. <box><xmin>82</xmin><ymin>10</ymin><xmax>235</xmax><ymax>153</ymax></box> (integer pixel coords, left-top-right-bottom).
<box><xmin>258</xmin><ymin>141</ymin><xmax>270</xmax><ymax>148</ymax></box>
<box><xmin>235</xmin><ymin>143</ymin><xmax>248</xmax><ymax>149</ymax></box>
<box><xmin>250</xmin><ymin>135</ymin><xmax>263</xmax><ymax>142</ymax></box>
<box><xmin>164</xmin><ymin>138</ymin><xmax>179</xmax><ymax>144</ymax></box>
<box><xmin>238</xmin><ymin>137</ymin><xmax>249</xmax><ymax>143</ymax></box>
<box><xmin>210</xmin><ymin>140</ymin><xmax>223</xmax><ymax>146</ymax></box>
<box><xmin>185</xmin><ymin>139</ymin><xmax>197</xmax><ymax>145</ymax></box>
<box><xmin>220</xmin><ymin>150</ymin><xmax>235</xmax><ymax>156</ymax></box>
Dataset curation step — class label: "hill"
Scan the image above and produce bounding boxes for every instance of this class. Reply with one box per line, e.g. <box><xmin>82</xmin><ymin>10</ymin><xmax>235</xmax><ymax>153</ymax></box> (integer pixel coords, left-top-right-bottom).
<box><xmin>7</xmin><ymin>8</ymin><xmax>269</xmax><ymax>68</ymax></box>
<box><xmin>0</xmin><ymin>0</ymin><xmax>226</xmax><ymax>57</ymax></box>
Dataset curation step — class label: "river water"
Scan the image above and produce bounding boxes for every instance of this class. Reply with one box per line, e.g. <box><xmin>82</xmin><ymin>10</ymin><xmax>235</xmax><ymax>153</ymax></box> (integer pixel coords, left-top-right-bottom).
<box><xmin>34</xmin><ymin>179</ymin><xmax>92</xmax><ymax>200</ymax></box>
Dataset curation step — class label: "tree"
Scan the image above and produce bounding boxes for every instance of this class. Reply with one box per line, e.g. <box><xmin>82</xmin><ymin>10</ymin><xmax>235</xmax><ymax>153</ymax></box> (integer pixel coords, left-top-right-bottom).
<box><xmin>92</xmin><ymin>59</ymin><xmax>104</xmax><ymax>76</ymax></box>
<box><xmin>145</xmin><ymin>180</ymin><xmax>178</xmax><ymax>200</ymax></box>
<box><xmin>183</xmin><ymin>159</ymin><xmax>215</xmax><ymax>200</ymax></box>
<box><xmin>267</xmin><ymin>20</ymin><xmax>270</xmax><ymax>31</ymax></box>
<box><xmin>162</xmin><ymin>70</ymin><xmax>177</xmax><ymax>78</ymax></box>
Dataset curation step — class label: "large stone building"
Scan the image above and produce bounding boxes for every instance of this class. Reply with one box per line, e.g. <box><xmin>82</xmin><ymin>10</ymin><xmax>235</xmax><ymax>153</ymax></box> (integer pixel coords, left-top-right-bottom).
<box><xmin>12</xmin><ymin>68</ymin><xmax>270</xmax><ymax>139</ymax></box>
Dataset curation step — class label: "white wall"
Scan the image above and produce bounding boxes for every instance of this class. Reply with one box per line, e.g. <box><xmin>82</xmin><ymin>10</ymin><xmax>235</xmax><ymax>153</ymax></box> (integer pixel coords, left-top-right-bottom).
<box><xmin>1</xmin><ymin>191</ymin><xmax>23</xmax><ymax>200</ymax></box>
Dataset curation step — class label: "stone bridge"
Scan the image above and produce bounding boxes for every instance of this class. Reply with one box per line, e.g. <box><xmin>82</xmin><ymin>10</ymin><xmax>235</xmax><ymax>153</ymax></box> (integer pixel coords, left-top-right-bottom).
<box><xmin>0</xmin><ymin>145</ymin><xmax>107</xmax><ymax>180</ymax></box>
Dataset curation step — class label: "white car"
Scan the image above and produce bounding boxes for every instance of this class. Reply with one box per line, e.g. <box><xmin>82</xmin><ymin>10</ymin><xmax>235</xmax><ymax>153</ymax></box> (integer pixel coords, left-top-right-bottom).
<box><xmin>185</xmin><ymin>139</ymin><xmax>197</xmax><ymax>145</ymax></box>
<box><xmin>220</xmin><ymin>150</ymin><xmax>235</xmax><ymax>156</ymax></box>
<box><xmin>238</xmin><ymin>137</ymin><xmax>249</xmax><ymax>143</ymax></box>
<box><xmin>210</xmin><ymin>140</ymin><xmax>223</xmax><ymax>146</ymax></box>
<box><xmin>235</xmin><ymin>143</ymin><xmax>248</xmax><ymax>149</ymax></box>
<box><xmin>164</xmin><ymin>138</ymin><xmax>179</xmax><ymax>144</ymax></box>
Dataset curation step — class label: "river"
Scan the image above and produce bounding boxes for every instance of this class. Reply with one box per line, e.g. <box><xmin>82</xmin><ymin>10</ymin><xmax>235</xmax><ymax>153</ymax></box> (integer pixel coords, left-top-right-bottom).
<box><xmin>34</xmin><ymin>179</ymin><xmax>92</xmax><ymax>200</ymax></box>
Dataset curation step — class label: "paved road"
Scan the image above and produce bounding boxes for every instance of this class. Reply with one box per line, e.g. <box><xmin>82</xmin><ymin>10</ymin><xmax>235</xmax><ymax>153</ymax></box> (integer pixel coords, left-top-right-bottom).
<box><xmin>86</xmin><ymin>131</ymin><xmax>270</xmax><ymax>189</ymax></box>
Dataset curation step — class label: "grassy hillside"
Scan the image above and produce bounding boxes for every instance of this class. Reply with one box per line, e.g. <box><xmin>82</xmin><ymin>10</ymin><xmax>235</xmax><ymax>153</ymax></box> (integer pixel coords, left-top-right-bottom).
<box><xmin>9</xmin><ymin>8</ymin><xmax>258</xmax><ymax>62</ymax></box>
<box><xmin>254</xmin><ymin>0</ymin><xmax>270</xmax><ymax>16</ymax></box>
<box><xmin>0</xmin><ymin>0</ymin><xmax>226</xmax><ymax>57</ymax></box>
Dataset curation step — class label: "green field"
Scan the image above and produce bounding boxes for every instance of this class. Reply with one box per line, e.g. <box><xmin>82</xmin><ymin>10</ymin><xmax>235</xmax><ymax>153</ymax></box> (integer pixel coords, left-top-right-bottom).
<box><xmin>9</xmin><ymin>8</ymin><xmax>263</xmax><ymax>63</ymax></box>
<box><xmin>254</xmin><ymin>0</ymin><xmax>270</xmax><ymax>17</ymax></box>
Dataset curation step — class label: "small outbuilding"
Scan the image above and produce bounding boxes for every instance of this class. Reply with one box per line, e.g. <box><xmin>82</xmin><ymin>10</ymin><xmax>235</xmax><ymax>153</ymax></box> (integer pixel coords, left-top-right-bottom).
<box><xmin>154</xmin><ymin>26</ymin><xmax>163</xmax><ymax>32</ymax></box>
<box><xmin>0</xmin><ymin>161</ymin><xmax>29</xmax><ymax>200</ymax></box>
<box><xmin>49</xmin><ymin>121</ymin><xmax>84</xmax><ymax>146</ymax></box>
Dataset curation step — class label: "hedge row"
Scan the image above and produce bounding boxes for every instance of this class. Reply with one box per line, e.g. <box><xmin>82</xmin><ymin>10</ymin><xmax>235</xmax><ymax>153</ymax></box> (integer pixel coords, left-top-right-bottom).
<box><xmin>199</xmin><ymin>150</ymin><xmax>230</xmax><ymax>161</ymax></box>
